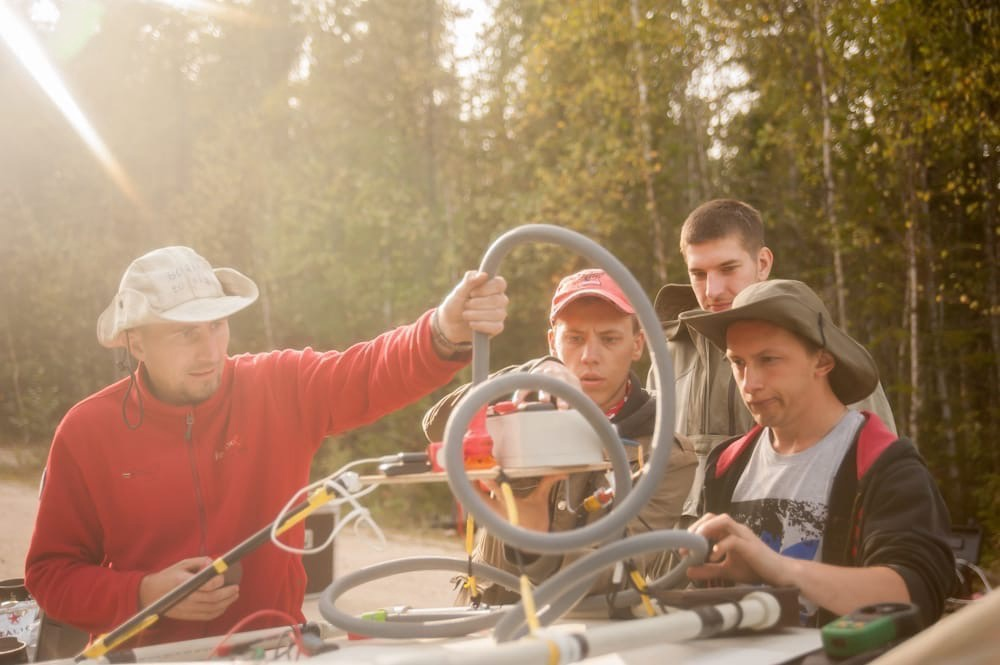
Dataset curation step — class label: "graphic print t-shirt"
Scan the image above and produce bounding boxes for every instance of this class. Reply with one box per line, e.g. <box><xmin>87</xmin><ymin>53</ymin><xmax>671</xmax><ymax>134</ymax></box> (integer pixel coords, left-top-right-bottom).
<box><xmin>730</xmin><ymin>410</ymin><xmax>864</xmax><ymax>622</ymax></box>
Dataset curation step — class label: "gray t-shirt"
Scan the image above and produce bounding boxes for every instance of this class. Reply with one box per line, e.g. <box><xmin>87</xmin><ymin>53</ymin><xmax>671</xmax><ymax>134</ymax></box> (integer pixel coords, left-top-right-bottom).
<box><xmin>730</xmin><ymin>410</ymin><xmax>864</xmax><ymax>621</ymax></box>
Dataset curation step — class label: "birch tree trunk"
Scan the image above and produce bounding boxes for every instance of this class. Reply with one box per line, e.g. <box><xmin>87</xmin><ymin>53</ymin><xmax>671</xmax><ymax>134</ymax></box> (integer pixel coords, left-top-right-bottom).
<box><xmin>424</xmin><ymin>0</ymin><xmax>439</xmax><ymax>217</ymax></box>
<box><xmin>982</xmin><ymin>144</ymin><xmax>1000</xmax><ymax>471</ymax></box>
<box><xmin>898</xmin><ymin>278</ymin><xmax>911</xmax><ymax>432</ymax></box>
<box><xmin>982</xmin><ymin>137</ymin><xmax>1000</xmax><ymax>397</ymax></box>
<box><xmin>906</xmin><ymin>221</ymin><xmax>920</xmax><ymax>443</ymax></box>
<box><xmin>922</xmin><ymin>197</ymin><xmax>959</xmax><ymax>494</ymax></box>
<box><xmin>812</xmin><ymin>0</ymin><xmax>848</xmax><ymax>331</ymax></box>
<box><xmin>685</xmin><ymin>109</ymin><xmax>700</xmax><ymax>213</ymax></box>
<box><xmin>683</xmin><ymin>101</ymin><xmax>710</xmax><ymax>213</ymax></box>
<box><xmin>629</xmin><ymin>0</ymin><xmax>667</xmax><ymax>283</ymax></box>
<box><xmin>903</xmin><ymin>142</ymin><xmax>921</xmax><ymax>443</ymax></box>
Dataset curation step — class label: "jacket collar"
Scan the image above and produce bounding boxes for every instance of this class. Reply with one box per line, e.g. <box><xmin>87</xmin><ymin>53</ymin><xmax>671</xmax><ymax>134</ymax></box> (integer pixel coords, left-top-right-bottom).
<box><xmin>713</xmin><ymin>412</ymin><xmax>899</xmax><ymax>480</ymax></box>
<box><xmin>129</xmin><ymin>357</ymin><xmax>235</xmax><ymax>419</ymax></box>
<box><xmin>713</xmin><ymin>425</ymin><xmax>764</xmax><ymax>478</ymax></box>
<box><xmin>854</xmin><ymin>411</ymin><xmax>898</xmax><ymax>479</ymax></box>
<box><xmin>654</xmin><ymin>284</ymin><xmax>702</xmax><ymax>342</ymax></box>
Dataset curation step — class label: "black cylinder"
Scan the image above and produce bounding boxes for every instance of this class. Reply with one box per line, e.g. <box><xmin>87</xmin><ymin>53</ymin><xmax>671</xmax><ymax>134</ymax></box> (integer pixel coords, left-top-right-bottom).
<box><xmin>0</xmin><ymin>637</ymin><xmax>27</xmax><ymax>665</ymax></box>
<box><xmin>0</xmin><ymin>580</ymin><xmax>28</xmax><ymax>604</ymax></box>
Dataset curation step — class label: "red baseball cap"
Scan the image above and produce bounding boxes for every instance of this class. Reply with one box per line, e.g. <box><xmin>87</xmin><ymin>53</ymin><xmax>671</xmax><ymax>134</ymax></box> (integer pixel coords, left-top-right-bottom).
<box><xmin>549</xmin><ymin>269</ymin><xmax>635</xmax><ymax>322</ymax></box>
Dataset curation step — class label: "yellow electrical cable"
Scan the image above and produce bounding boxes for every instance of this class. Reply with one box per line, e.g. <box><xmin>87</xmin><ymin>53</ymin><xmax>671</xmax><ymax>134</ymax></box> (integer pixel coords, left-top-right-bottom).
<box><xmin>465</xmin><ymin>512</ymin><xmax>479</xmax><ymax>602</ymax></box>
<box><xmin>545</xmin><ymin>638</ymin><xmax>561</xmax><ymax>665</ymax></box>
<box><xmin>465</xmin><ymin>513</ymin><xmax>476</xmax><ymax>553</ymax></box>
<box><xmin>628</xmin><ymin>568</ymin><xmax>656</xmax><ymax>617</ymax></box>
<box><xmin>518</xmin><ymin>576</ymin><xmax>541</xmax><ymax>633</ymax></box>
<box><xmin>636</xmin><ymin>443</ymin><xmax>644</xmax><ymax>472</ymax></box>
<box><xmin>499</xmin><ymin>481</ymin><xmax>520</xmax><ymax>525</ymax></box>
<box><xmin>275</xmin><ymin>485</ymin><xmax>331</xmax><ymax>536</ymax></box>
<box><xmin>499</xmin><ymin>480</ymin><xmax>541</xmax><ymax>634</ymax></box>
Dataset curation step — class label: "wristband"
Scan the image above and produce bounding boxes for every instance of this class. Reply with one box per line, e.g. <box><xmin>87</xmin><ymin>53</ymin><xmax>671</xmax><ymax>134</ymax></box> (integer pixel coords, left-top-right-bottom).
<box><xmin>431</xmin><ymin>309</ymin><xmax>473</xmax><ymax>356</ymax></box>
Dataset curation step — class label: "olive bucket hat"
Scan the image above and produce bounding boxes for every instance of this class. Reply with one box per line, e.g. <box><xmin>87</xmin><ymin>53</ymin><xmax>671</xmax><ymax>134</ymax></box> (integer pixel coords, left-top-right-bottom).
<box><xmin>97</xmin><ymin>246</ymin><xmax>259</xmax><ymax>348</ymax></box>
<box><xmin>680</xmin><ymin>279</ymin><xmax>878</xmax><ymax>404</ymax></box>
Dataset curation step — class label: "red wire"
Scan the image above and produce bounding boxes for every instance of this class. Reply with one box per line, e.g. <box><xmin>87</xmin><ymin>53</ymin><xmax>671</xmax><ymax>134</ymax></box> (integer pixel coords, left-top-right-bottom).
<box><xmin>211</xmin><ymin>609</ymin><xmax>307</xmax><ymax>658</ymax></box>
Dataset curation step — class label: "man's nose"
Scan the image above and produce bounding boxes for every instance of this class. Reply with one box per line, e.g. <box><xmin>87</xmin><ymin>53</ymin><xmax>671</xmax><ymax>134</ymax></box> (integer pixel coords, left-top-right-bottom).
<box><xmin>704</xmin><ymin>272</ymin><xmax>722</xmax><ymax>299</ymax></box>
<box><xmin>580</xmin><ymin>337</ymin><xmax>600</xmax><ymax>362</ymax></box>
<box><xmin>741</xmin><ymin>364</ymin><xmax>762</xmax><ymax>393</ymax></box>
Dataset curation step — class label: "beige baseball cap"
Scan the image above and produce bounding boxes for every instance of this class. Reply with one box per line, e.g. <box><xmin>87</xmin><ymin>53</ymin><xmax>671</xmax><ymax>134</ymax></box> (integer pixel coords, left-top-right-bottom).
<box><xmin>97</xmin><ymin>246</ymin><xmax>259</xmax><ymax>348</ymax></box>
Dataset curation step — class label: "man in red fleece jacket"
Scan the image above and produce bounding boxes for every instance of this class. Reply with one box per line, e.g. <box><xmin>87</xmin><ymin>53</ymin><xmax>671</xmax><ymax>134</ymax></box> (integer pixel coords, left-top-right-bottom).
<box><xmin>25</xmin><ymin>246</ymin><xmax>508</xmax><ymax>648</ymax></box>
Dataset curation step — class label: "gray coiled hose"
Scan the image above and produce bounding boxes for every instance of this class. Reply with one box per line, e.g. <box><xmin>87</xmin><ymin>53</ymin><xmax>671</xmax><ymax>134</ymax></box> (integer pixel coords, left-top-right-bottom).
<box><xmin>446</xmin><ymin>224</ymin><xmax>674</xmax><ymax>552</ymax></box>
<box><xmin>443</xmin><ymin>371</ymin><xmax>633</xmax><ymax>553</ymax></box>
<box><xmin>318</xmin><ymin>224</ymin><xmax>709</xmax><ymax>638</ymax></box>
<box><xmin>492</xmin><ymin>530</ymin><xmax>709</xmax><ymax>642</ymax></box>
<box><xmin>317</xmin><ymin>557</ymin><xmax>520</xmax><ymax>639</ymax></box>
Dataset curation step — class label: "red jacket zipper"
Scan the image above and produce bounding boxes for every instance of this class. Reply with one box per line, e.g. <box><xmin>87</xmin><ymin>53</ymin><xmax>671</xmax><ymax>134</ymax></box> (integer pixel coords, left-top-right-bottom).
<box><xmin>184</xmin><ymin>411</ymin><xmax>209</xmax><ymax>556</ymax></box>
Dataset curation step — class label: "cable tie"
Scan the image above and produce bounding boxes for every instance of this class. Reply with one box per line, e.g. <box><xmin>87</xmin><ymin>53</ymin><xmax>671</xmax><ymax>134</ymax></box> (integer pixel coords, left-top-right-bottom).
<box><xmin>534</xmin><ymin>630</ymin><xmax>585</xmax><ymax>665</ymax></box>
<box><xmin>337</xmin><ymin>472</ymin><xmax>362</xmax><ymax>493</ymax></box>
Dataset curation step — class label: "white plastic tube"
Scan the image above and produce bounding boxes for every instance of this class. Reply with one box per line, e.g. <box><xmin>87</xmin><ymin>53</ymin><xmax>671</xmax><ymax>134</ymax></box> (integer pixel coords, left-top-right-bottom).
<box><xmin>351</xmin><ymin>591</ymin><xmax>783</xmax><ymax>665</ymax></box>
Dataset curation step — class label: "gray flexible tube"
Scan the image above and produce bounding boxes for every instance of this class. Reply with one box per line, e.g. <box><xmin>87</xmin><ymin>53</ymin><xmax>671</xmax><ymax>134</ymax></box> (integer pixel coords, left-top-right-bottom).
<box><xmin>318</xmin><ymin>224</ymin><xmax>704</xmax><ymax>641</ymax></box>
<box><xmin>443</xmin><ymin>373</ymin><xmax>633</xmax><ymax>553</ymax></box>
<box><xmin>448</xmin><ymin>224</ymin><xmax>676</xmax><ymax>554</ymax></box>
<box><xmin>317</xmin><ymin>534</ymin><xmax>707</xmax><ymax>641</ymax></box>
<box><xmin>493</xmin><ymin>530</ymin><xmax>708</xmax><ymax>642</ymax></box>
<box><xmin>567</xmin><ymin>551</ymin><xmax>697</xmax><ymax>615</ymax></box>
<box><xmin>317</xmin><ymin>557</ymin><xmax>520</xmax><ymax>639</ymax></box>
<box><xmin>331</xmin><ymin>591</ymin><xmax>783</xmax><ymax>665</ymax></box>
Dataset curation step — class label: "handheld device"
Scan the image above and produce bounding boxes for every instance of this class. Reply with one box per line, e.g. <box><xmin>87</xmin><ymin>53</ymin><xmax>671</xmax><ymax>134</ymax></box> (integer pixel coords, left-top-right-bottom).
<box><xmin>378</xmin><ymin>452</ymin><xmax>431</xmax><ymax>476</ymax></box>
<box><xmin>821</xmin><ymin>602</ymin><xmax>922</xmax><ymax>659</ymax></box>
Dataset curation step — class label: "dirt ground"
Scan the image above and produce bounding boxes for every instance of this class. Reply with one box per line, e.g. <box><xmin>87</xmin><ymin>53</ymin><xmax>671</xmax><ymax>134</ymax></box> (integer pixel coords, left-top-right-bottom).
<box><xmin>0</xmin><ymin>479</ymin><xmax>465</xmax><ymax>618</ymax></box>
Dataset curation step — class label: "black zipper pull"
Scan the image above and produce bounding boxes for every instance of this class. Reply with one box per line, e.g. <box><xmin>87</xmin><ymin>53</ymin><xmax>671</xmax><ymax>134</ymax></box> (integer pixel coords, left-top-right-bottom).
<box><xmin>185</xmin><ymin>412</ymin><xmax>194</xmax><ymax>441</ymax></box>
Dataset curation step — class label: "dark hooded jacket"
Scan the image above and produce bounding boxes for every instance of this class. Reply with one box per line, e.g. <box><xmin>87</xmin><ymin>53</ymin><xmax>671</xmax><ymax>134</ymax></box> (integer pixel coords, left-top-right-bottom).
<box><xmin>704</xmin><ymin>412</ymin><xmax>955</xmax><ymax>627</ymax></box>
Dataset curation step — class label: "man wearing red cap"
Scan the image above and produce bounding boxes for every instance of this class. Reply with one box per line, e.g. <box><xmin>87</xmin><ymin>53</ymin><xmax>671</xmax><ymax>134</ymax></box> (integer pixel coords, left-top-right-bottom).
<box><xmin>423</xmin><ymin>269</ymin><xmax>697</xmax><ymax>605</ymax></box>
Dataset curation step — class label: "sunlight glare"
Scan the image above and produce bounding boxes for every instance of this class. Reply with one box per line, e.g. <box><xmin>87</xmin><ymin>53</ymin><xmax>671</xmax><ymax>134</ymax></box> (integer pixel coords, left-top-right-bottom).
<box><xmin>0</xmin><ymin>3</ymin><xmax>146</xmax><ymax>211</ymax></box>
<box><xmin>144</xmin><ymin>0</ymin><xmax>264</xmax><ymax>25</ymax></box>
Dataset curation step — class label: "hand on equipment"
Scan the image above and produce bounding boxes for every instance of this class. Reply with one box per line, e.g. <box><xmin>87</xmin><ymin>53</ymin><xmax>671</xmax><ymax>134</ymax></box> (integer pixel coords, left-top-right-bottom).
<box><xmin>514</xmin><ymin>359</ymin><xmax>582</xmax><ymax>409</ymax></box>
<box><xmin>685</xmin><ymin>512</ymin><xmax>789</xmax><ymax>587</ymax></box>
<box><xmin>475</xmin><ymin>474</ymin><xmax>566</xmax><ymax>533</ymax></box>
<box><xmin>139</xmin><ymin>557</ymin><xmax>240</xmax><ymax>621</ymax></box>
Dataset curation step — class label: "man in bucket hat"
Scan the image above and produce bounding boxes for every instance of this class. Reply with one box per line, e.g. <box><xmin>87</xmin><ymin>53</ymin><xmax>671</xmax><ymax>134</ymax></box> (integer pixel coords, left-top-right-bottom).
<box><xmin>422</xmin><ymin>269</ymin><xmax>697</xmax><ymax>605</ymax></box>
<box><xmin>651</xmin><ymin>199</ymin><xmax>896</xmax><ymax>520</ymax></box>
<box><xmin>25</xmin><ymin>246</ymin><xmax>509</xmax><ymax>648</ymax></box>
<box><xmin>680</xmin><ymin>279</ymin><xmax>954</xmax><ymax>628</ymax></box>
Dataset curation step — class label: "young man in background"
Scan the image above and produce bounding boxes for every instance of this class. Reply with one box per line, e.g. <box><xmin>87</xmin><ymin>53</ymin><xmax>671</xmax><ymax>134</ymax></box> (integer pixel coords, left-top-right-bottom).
<box><xmin>654</xmin><ymin>199</ymin><xmax>896</xmax><ymax>516</ymax></box>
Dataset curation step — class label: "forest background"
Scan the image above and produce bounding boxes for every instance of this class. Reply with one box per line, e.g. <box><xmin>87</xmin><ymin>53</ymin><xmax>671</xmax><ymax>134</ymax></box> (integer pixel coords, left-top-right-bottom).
<box><xmin>1</xmin><ymin>1</ymin><xmax>997</xmax><ymax>570</ymax></box>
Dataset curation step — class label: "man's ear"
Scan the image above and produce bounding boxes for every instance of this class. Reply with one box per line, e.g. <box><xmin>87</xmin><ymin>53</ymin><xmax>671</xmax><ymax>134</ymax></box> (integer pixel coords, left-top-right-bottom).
<box><xmin>126</xmin><ymin>330</ymin><xmax>146</xmax><ymax>363</ymax></box>
<box><xmin>632</xmin><ymin>330</ymin><xmax>646</xmax><ymax>361</ymax></box>
<box><xmin>814</xmin><ymin>349</ymin><xmax>835</xmax><ymax>378</ymax></box>
<box><xmin>757</xmin><ymin>246</ymin><xmax>774</xmax><ymax>280</ymax></box>
<box><xmin>547</xmin><ymin>328</ymin><xmax>557</xmax><ymax>356</ymax></box>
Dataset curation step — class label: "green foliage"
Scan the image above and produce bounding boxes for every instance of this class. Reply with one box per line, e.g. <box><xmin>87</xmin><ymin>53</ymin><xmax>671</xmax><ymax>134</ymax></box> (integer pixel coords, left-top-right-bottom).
<box><xmin>0</xmin><ymin>0</ymin><xmax>996</xmax><ymax>560</ymax></box>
